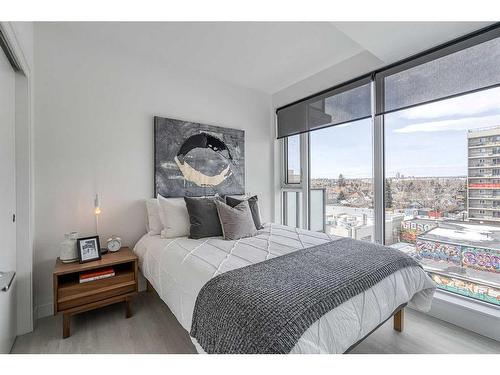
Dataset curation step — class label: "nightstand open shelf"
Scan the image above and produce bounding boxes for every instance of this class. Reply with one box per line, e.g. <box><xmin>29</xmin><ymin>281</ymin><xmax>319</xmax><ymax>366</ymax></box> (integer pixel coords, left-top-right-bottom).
<box><xmin>53</xmin><ymin>247</ymin><xmax>138</xmax><ymax>338</ymax></box>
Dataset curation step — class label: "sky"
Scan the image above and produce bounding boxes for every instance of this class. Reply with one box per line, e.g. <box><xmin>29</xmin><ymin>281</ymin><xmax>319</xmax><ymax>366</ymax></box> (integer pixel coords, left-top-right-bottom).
<box><xmin>301</xmin><ymin>86</ymin><xmax>500</xmax><ymax>179</ymax></box>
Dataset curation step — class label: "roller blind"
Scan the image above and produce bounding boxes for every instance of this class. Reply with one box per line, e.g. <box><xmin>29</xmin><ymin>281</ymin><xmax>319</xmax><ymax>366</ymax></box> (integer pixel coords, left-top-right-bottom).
<box><xmin>276</xmin><ymin>76</ymin><xmax>372</xmax><ymax>139</ymax></box>
<box><xmin>375</xmin><ymin>26</ymin><xmax>500</xmax><ymax>115</ymax></box>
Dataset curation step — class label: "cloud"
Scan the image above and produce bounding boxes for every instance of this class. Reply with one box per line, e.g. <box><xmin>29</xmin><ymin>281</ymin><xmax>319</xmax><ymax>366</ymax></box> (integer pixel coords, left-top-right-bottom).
<box><xmin>393</xmin><ymin>114</ymin><xmax>500</xmax><ymax>134</ymax></box>
<box><xmin>396</xmin><ymin>86</ymin><xmax>500</xmax><ymax>120</ymax></box>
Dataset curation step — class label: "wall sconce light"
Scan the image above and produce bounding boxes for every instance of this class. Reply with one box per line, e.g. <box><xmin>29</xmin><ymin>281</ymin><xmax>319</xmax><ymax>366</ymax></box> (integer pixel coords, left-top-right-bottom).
<box><xmin>94</xmin><ymin>194</ymin><xmax>101</xmax><ymax>235</ymax></box>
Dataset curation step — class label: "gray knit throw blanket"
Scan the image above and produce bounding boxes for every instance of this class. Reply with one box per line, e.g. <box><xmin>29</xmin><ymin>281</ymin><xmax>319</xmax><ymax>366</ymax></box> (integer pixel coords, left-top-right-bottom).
<box><xmin>190</xmin><ymin>237</ymin><xmax>420</xmax><ymax>354</ymax></box>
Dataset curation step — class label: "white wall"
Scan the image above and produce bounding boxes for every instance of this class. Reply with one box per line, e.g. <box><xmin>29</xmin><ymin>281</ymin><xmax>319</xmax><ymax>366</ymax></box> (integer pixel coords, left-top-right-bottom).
<box><xmin>33</xmin><ymin>23</ymin><xmax>273</xmax><ymax>318</ymax></box>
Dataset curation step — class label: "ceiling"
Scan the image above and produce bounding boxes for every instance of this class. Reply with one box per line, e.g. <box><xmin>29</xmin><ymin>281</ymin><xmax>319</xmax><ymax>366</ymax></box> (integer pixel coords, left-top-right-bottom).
<box><xmin>48</xmin><ymin>22</ymin><xmax>493</xmax><ymax>94</ymax></box>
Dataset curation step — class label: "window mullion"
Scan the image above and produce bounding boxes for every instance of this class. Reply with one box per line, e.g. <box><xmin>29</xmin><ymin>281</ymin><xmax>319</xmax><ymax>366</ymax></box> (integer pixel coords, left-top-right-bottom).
<box><xmin>300</xmin><ymin>131</ymin><xmax>309</xmax><ymax>229</ymax></box>
<box><xmin>373</xmin><ymin>80</ymin><xmax>385</xmax><ymax>244</ymax></box>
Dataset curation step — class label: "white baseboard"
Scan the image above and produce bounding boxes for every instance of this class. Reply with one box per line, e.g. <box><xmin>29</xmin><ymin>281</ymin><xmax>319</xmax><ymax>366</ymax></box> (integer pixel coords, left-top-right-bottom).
<box><xmin>422</xmin><ymin>290</ymin><xmax>500</xmax><ymax>342</ymax></box>
<box><xmin>34</xmin><ymin>302</ymin><xmax>53</xmax><ymax>321</ymax></box>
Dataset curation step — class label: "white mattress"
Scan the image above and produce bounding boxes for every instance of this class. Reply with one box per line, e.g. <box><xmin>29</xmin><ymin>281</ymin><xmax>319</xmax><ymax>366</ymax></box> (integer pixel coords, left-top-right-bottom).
<box><xmin>134</xmin><ymin>223</ymin><xmax>435</xmax><ymax>353</ymax></box>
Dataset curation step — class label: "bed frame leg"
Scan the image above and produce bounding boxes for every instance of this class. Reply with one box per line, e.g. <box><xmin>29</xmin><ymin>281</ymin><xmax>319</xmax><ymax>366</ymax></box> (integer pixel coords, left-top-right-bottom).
<box><xmin>393</xmin><ymin>308</ymin><xmax>404</xmax><ymax>332</ymax></box>
<box><xmin>146</xmin><ymin>280</ymin><xmax>153</xmax><ymax>292</ymax></box>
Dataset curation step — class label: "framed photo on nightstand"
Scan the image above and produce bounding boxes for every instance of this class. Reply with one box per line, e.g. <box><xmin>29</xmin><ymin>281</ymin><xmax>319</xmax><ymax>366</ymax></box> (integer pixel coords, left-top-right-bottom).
<box><xmin>77</xmin><ymin>236</ymin><xmax>101</xmax><ymax>263</ymax></box>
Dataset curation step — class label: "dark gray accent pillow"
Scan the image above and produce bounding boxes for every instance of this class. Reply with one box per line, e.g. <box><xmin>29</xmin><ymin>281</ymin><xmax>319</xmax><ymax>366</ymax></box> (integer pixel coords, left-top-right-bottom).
<box><xmin>215</xmin><ymin>200</ymin><xmax>257</xmax><ymax>240</ymax></box>
<box><xmin>184</xmin><ymin>197</ymin><xmax>223</xmax><ymax>239</ymax></box>
<box><xmin>225</xmin><ymin>195</ymin><xmax>263</xmax><ymax>229</ymax></box>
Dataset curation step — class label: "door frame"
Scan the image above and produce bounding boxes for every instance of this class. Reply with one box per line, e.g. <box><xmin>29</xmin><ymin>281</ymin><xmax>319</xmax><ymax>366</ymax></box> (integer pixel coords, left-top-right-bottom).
<box><xmin>0</xmin><ymin>22</ymin><xmax>34</xmax><ymax>336</ymax></box>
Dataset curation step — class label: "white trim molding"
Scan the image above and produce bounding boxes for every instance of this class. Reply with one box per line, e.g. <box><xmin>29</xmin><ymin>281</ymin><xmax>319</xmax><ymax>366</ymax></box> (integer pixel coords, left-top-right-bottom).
<box><xmin>34</xmin><ymin>303</ymin><xmax>53</xmax><ymax>321</ymax></box>
<box><xmin>423</xmin><ymin>290</ymin><xmax>500</xmax><ymax>342</ymax></box>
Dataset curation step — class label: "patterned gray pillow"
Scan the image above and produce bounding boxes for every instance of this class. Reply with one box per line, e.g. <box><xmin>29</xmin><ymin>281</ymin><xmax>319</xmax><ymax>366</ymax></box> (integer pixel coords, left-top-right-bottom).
<box><xmin>215</xmin><ymin>200</ymin><xmax>257</xmax><ymax>240</ymax></box>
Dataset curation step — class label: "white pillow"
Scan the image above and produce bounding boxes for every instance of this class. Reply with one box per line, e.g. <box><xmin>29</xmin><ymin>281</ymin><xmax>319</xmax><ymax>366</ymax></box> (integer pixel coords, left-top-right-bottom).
<box><xmin>145</xmin><ymin>198</ymin><xmax>163</xmax><ymax>235</ymax></box>
<box><xmin>157</xmin><ymin>194</ymin><xmax>190</xmax><ymax>238</ymax></box>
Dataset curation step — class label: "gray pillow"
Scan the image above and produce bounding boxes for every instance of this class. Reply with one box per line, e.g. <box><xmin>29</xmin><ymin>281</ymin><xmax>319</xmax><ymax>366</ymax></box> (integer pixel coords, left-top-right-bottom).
<box><xmin>184</xmin><ymin>197</ymin><xmax>223</xmax><ymax>239</ymax></box>
<box><xmin>215</xmin><ymin>200</ymin><xmax>257</xmax><ymax>240</ymax></box>
<box><xmin>225</xmin><ymin>195</ymin><xmax>263</xmax><ymax>230</ymax></box>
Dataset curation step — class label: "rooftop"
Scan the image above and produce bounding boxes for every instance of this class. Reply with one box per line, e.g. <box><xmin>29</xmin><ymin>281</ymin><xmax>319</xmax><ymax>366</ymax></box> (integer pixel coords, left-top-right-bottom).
<box><xmin>467</xmin><ymin>125</ymin><xmax>500</xmax><ymax>138</ymax></box>
<box><xmin>419</xmin><ymin>220</ymin><xmax>500</xmax><ymax>250</ymax></box>
<box><xmin>402</xmin><ymin>218</ymin><xmax>440</xmax><ymax>226</ymax></box>
<box><xmin>468</xmin><ymin>125</ymin><xmax>500</xmax><ymax>133</ymax></box>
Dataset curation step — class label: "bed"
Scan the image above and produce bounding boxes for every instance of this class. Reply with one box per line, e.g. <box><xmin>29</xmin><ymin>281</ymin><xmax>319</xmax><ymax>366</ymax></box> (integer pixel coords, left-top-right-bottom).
<box><xmin>134</xmin><ymin>223</ymin><xmax>435</xmax><ymax>354</ymax></box>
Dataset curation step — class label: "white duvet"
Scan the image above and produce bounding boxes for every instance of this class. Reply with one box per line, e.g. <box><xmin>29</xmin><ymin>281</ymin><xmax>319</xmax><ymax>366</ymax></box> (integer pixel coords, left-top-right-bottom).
<box><xmin>134</xmin><ymin>223</ymin><xmax>435</xmax><ymax>354</ymax></box>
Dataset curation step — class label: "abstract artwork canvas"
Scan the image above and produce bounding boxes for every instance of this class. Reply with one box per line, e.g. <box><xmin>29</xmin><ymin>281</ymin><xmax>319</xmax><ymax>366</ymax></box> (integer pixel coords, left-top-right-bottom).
<box><xmin>154</xmin><ymin>116</ymin><xmax>245</xmax><ymax>197</ymax></box>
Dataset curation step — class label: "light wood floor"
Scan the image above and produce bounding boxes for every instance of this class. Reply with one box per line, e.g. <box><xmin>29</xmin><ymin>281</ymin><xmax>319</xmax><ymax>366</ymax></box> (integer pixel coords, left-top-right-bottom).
<box><xmin>12</xmin><ymin>292</ymin><xmax>500</xmax><ymax>354</ymax></box>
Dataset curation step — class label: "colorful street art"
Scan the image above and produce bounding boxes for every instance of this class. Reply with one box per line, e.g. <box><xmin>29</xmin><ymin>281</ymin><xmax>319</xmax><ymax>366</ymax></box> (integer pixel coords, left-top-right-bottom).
<box><xmin>462</xmin><ymin>247</ymin><xmax>500</xmax><ymax>273</ymax></box>
<box><xmin>401</xmin><ymin>228</ymin><xmax>418</xmax><ymax>243</ymax></box>
<box><xmin>415</xmin><ymin>238</ymin><xmax>500</xmax><ymax>274</ymax></box>
<box><xmin>400</xmin><ymin>221</ymin><xmax>436</xmax><ymax>244</ymax></box>
<box><xmin>416</xmin><ymin>239</ymin><xmax>462</xmax><ymax>265</ymax></box>
<box><xmin>429</xmin><ymin>272</ymin><xmax>500</xmax><ymax>306</ymax></box>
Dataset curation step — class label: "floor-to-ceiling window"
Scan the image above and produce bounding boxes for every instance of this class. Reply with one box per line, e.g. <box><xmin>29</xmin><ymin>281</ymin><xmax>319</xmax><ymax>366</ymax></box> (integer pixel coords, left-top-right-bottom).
<box><xmin>278</xmin><ymin>25</ymin><xmax>500</xmax><ymax>307</ymax></box>
<box><xmin>378</xmin><ymin>29</ymin><xmax>500</xmax><ymax>306</ymax></box>
<box><xmin>385</xmin><ymin>87</ymin><xmax>500</xmax><ymax>306</ymax></box>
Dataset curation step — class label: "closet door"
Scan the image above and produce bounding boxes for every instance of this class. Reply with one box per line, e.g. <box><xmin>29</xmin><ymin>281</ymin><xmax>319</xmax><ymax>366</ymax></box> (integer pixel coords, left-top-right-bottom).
<box><xmin>0</xmin><ymin>43</ymin><xmax>16</xmax><ymax>353</ymax></box>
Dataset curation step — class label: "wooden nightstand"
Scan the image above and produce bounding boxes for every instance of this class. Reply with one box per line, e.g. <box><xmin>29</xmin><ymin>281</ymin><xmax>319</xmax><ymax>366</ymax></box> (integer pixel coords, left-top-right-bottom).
<box><xmin>53</xmin><ymin>247</ymin><xmax>138</xmax><ymax>338</ymax></box>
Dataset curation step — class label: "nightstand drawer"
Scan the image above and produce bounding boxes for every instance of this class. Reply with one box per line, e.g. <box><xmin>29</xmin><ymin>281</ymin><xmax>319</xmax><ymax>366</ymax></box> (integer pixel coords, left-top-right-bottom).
<box><xmin>58</xmin><ymin>280</ymin><xmax>136</xmax><ymax>311</ymax></box>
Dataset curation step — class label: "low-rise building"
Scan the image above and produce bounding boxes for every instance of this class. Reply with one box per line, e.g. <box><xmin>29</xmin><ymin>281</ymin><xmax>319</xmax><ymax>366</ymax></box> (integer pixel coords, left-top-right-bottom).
<box><xmin>400</xmin><ymin>218</ymin><xmax>439</xmax><ymax>243</ymax></box>
<box><xmin>325</xmin><ymin>205</ymin><xmax>404</xmax><ymax>244</ymax></box>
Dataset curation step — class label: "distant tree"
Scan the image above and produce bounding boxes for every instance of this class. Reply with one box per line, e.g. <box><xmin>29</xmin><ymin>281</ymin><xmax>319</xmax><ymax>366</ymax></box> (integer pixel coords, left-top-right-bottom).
<box><xmin>385</xmin><ymin>180</ymin><xmax>393</xmax><ymax>209</ymax></box>
<box><xmin>338</xmin><ymin>173</ymin><xmax>345</xmax><ymax>187</ymax></box>
<box><xmin>338</xmin><ymin>190</ymin><xmax>346</xmax><ymax>202</ymax></box>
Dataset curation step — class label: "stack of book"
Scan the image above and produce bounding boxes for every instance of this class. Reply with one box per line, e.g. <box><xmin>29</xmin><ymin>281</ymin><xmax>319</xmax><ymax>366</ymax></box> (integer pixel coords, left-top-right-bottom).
<box><xmin>79</xmin><ymin>267</ymin><xmax>115</xmax><ymax>283</ymax></box>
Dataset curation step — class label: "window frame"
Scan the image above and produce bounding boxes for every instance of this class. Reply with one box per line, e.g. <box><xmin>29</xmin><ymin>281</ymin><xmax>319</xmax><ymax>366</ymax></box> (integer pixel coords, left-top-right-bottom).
<box><xmin>283</xmin><ymin>135</ymin><xmax>301</xmax><ymax>185</ymax></box>
<box><xmin>281</xmin><ymin>132</ymin><xmax>309</xmax><ymax>229</ymax></box>
<box><xmin>282</xmin><ymin>189</ymin><xmax>302</xmax><ymax>228</ymax></box>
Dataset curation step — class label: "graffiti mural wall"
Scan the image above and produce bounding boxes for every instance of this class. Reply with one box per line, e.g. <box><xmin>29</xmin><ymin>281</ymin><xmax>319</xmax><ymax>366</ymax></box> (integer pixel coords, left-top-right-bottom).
<box><xmin>462</xmin><ymin>247</ymin><xmax>500</xmax><ymax>273</ymax></box>
<box><xmin>429</xmin><ymin>272</ymin><xmax>500</xmax><ymax>306</ymax></box>
<box><xmin>416</xmin><ymin>239</ymin><xmax>462</xmax><ymax>265</ymax></box>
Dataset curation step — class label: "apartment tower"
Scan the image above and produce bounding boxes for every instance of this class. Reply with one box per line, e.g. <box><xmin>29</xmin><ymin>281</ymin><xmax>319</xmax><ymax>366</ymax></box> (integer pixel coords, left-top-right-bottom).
<box><xmin>467</xmin><ymin>126</ymin><xmax>500</xmax><ymax>223</ymax></box>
